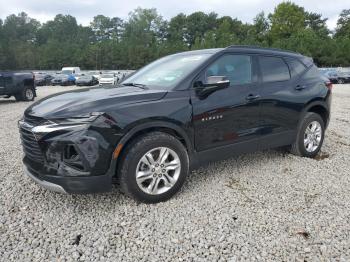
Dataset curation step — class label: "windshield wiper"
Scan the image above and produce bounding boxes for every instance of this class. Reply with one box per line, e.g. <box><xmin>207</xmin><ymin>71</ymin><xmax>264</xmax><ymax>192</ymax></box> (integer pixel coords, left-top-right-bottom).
<box><xmin>122</xmin><ymin>82</ymin><xmax>148</xmax><ymax>89</ymax></box>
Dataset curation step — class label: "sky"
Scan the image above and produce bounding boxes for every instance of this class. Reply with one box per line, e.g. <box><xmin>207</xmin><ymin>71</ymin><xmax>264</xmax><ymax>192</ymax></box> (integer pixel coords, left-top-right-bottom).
<box><xmin>0</xmin><ymin>0</ymin><xmax>346</xmax><ymax>30</ymax></box>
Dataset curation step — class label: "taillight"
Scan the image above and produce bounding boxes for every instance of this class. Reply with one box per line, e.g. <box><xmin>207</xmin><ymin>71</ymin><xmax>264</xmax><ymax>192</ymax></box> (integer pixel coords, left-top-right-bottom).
<box><xmin>325</xmin><ymin>81</ymin><xmax>333</xmax><ymax>91</ymax></box>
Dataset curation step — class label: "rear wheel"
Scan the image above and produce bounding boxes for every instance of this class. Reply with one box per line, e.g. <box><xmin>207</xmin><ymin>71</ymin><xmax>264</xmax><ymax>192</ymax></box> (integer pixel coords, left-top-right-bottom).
<box><xmin>290</xmin><ymin>112</ymin><xmax>324</xmax><ymax>158</ymax></box>
<box><xmin>15</xmin><ymin>86</ymin><xmax>35</xmax><ymax>101</ymax></box>
<box><xmin>118</xmin><ymin>132</ymin><xmax>189</xmax><ymax>203</ymax></box>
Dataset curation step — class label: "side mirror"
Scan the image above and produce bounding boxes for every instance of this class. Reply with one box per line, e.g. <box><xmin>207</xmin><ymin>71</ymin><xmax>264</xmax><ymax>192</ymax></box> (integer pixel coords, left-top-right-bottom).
<box><xmin>195</xmin><ymin>76</ymin><xmax>230</xmax><ymax>99</ymax></box>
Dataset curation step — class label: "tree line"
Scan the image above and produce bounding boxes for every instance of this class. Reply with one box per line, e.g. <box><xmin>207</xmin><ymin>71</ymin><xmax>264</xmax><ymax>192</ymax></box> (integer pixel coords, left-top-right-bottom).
<box><xmin>0</xmin><ymin>2</ymin><xmax>349</xmax><ymax>70</ymax></box>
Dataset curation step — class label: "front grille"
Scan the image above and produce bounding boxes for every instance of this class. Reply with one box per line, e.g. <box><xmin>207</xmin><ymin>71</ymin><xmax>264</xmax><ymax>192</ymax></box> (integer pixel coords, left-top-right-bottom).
<box><xmin>20</xmin><ymin>127</ymin><xmax>45</xmax><ymax>164</ymax></box>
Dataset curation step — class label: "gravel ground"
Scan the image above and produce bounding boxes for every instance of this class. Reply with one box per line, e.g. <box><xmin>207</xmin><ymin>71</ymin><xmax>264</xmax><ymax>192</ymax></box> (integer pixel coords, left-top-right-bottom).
<box><xmin>0</xmin><ymin>85</ymin><xmax>350</xmax><ymax>261</ymax></box>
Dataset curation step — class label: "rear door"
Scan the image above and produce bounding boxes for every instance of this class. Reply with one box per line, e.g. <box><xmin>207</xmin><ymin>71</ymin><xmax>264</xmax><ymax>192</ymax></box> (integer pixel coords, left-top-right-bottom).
<box><xmin>257</xmin><ymin>55</ymin><xmax>305</xmax><ymax>149</ymax></box>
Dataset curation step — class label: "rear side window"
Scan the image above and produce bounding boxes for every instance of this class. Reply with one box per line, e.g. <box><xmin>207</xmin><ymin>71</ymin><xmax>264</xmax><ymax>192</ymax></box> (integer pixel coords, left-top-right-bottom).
<box><xmin>286</xmin><ymin>58</ymin><xmax>306</xmax><ymax>78</ymax></box>
<box><xmin>303</xmin><ymin>65</ymin><xmax>320</xmax><ymax>80</ymax></box>
<box><xmin>259</xmin><ymin>56</ymin><xmax>290</xmax><ymax>82</ymax></box>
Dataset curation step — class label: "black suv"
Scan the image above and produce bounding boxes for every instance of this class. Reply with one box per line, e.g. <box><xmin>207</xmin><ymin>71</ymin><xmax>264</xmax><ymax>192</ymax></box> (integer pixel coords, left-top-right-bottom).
<box><xmin>19</xmin><ymin>46</ymin><xmax>332</xmax><ymax>203</ymax></box>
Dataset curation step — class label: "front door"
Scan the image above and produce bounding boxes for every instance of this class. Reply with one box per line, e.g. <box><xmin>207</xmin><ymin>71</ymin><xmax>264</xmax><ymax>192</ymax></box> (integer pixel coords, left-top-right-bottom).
<box><xmin>191</xmin><ymin>53</ymin><xmax>261</xmax><ymax>154</ymax></box>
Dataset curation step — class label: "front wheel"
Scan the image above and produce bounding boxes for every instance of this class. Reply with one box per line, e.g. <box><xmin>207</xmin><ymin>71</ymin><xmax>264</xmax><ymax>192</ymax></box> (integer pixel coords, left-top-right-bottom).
<box><xmin>118</xmin><ymin>132</ymin><xmax>189</xmax><ymax>203</ymax></box>
<box><xmin>290</xmin><ymin>112</ymin><xmax>325</xmax><ymax>158</ymax></box>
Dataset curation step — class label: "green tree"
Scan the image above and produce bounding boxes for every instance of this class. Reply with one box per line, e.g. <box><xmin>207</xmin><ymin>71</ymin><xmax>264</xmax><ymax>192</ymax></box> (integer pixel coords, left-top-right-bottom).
<box><xmin>0</xmin><ymin>6</ymin><xmax>350</xmax><ymax>70</ymax></box>
<box><xmin>216</xmin><ymin>18</ymin><xmax>238</xmax><ymax>47</ymax></box>
<box><xmin>1</xmin><ymin>12</ymin><xmax>40</xmax><ymax>69</ymax></box>
<box><xmin>123</xmin><ymin>8</ymin><xmax>167</xmax><ymax>68</ymax></box>
<box><xmin>335</xmin><ymin>9</ymin><xmax>350</xmax><ymax>38</ymax></box>
<box><xmin>185</xmin><ymin>12</ymin><xmax>217</xmax><ymax>47</ymax></box>
<box><xmin>269</xmin><ymin>2</ymin><xmax>306</xmax><ymax>40</ymax></box>
<box><xmin>90</xmin><ymin>15</ymin><xmax>123</xmax><ymax>42</ymax></box>
<box><xmin>305</xmin><ymin>12</ymin><xmax>329</xmax><ymax>37</ymax></box>
<box><xmin>251</xmin><ymin>12</ymin><xmax>269</xmax><ymax>45</ymax></box>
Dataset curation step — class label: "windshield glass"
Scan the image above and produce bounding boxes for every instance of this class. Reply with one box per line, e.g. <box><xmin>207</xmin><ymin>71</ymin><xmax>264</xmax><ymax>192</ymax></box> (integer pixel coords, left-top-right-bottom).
<box><xmin>62</xmin><ymin>70</ymin><xmax>73</xmax><ymax>75</ymax></box>
<box><xmin>121</xmin><ymin>53</ymin><xmax>212</xmax><ymax>89</ymax></box>
<box><xmin>101</xmin><ymin>74</ymin><xmax>114</xmax><ymax>78</ymax></box>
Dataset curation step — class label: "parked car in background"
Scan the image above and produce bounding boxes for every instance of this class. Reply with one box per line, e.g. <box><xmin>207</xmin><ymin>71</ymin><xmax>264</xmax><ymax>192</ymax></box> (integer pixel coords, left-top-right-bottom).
<box><xmin>35</xmin><ymin>73</ymin><xmax>54</xmax><ymax>86</ymax></box>
<box><xmin>76</xmin><ymin>74</ymin><xmax>99</xmax><ymax>86</ymax></box>
<box><xmin>0</xmin><ymin>71</ymin><xmax>36</xmax><ymax>101</ymax></box>
<box><xmin>19</xmin><ymin>46</ymin><xmax>332</xmax><ymax>203</ymax></box>
<box><xmin>337</xmin><ymin>72</ymin><xmax>350</xmax><ymax>84</ymax></box>
<box><xmin>99</xmin><ymin>73</ymin><xmax>118</xmax><ymax>85</ymax></box>
<box><xmin>51</xmin><ymin>74</ymin><xmax>75</xmax><ymax>86</ymax></box>
<box><xmin>88</xmin><ymin>71</ymin><xmax>102</xmax><ymax>80</ymax></box>
<box><xmin>322</xmin><ymin>71</ymin><xmax>339</xmax><ymax>84</ymax></box>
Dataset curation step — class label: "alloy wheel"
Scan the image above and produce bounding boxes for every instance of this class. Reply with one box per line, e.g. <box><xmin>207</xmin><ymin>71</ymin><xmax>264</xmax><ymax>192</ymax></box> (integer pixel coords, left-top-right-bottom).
<box><xmin>25</xmin><ymin>89</ymin><xmax>34</xmax><ymax>100</ymax></box>
<box><xmin>136</xmin><ymin>147</ymin><xmax>181</xmax><ymax>195</ymax></box>
<box><xmin>304</xmin><ymin>121</ymin><xmax>322</xmax><ymax>152</ymax></box>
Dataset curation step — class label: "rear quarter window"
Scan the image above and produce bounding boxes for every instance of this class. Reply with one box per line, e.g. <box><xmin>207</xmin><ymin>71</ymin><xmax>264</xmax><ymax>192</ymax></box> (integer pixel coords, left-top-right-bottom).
<box><xmin>286</xmin><ymin>58</ymin><xmax>306</xmax><ymax>78</ymax></box>
<box><xmin>303</xmin><ymin>65</ymin><xmax>320</xmax><ymax>80</ymax></box>
<box><xmin>259</xmin><ymin>56</ymin><xmax>290</xmax><ymax>82</ymax></box>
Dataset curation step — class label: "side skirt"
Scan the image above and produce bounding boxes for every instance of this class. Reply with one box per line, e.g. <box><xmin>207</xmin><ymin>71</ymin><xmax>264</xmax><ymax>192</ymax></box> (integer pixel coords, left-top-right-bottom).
<box><xmin>190</xmin><ymin>138</ymin><xmax>259</xmax><ymax>170</ymax></box>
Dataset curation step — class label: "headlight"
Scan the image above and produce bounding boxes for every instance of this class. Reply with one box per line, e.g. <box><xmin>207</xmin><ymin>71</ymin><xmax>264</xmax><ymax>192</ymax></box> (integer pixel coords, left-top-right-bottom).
<box><xmin>51</xmin><ymin>112</ymin><xmax>104</xmax><ymax>125</ymax></box>
<box><xmin>31</xmin><ymin>112</ymin><xmax>104</xmax><ymax>136</ymax></box>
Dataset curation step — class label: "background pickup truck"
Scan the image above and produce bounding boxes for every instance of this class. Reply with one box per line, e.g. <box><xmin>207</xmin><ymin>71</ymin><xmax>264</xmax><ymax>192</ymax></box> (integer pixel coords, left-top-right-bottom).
<box><xmin>0</xmin><ymin>72</ymin><xmax>36</xmax><ymax>101</ymax></box>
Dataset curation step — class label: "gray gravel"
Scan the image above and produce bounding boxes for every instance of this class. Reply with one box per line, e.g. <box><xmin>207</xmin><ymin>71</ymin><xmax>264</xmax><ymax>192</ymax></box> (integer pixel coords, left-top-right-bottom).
<box><xmin>1</xmin><ymin>85</ymin><xmax>350</xmax><ymax>261</ymax></box>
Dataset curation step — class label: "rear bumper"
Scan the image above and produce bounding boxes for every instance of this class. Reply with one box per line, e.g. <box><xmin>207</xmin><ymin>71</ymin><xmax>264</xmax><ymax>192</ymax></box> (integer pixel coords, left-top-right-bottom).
<box><xmin>24</xmin><ymin>165</ymin><xmax>113</xmax><ymax>194</ymax></box>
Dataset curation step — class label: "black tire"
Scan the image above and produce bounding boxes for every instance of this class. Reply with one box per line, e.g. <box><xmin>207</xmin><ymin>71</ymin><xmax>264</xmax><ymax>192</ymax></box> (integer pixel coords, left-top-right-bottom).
<box><xmin>118</xmin><ymin>132</ymin><xmax>189</xmax><ymax>203</ymax></box>
<box><xmin>290</xmin><ymin>112</ymin><xmax>325</xmax><ymax>158</ymax></box>
<box><xmin>15</xmin><ymin>86</ymin><xmax>35</xmax><ymax>101</ymax></box>
<box><xmin>338</xmin><ymin>79</ymin><xmax>344</xmax><ymax>84</ymax></box>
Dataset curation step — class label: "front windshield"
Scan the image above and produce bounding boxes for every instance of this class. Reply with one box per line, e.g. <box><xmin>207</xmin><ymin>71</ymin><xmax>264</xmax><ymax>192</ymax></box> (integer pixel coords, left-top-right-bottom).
<box><xmin>121</xmin><ymin>53</ymin><xmax>212</xmax><ymax>89</ymax></box>
<box><xmin>62</xmin><ymin>70</ymin><xmax>73</xmax><ymax>75</ymax></box>
<box><xmin>101</xmin><ymin>74</ymin><xmax>114</xmax><ymax>78</ymax></box>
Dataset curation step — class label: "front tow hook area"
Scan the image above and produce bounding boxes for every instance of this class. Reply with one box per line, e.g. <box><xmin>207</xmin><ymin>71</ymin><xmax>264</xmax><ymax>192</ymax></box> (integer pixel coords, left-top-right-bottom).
<box><xmin>24</xmin><ymin>166</ymin><xmax>67</xmax><ymax>193</ymax></box>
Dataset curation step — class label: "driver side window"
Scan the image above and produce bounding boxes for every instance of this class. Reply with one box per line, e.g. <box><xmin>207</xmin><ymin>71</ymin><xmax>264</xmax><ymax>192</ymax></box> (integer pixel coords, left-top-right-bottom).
<box><xmin>205</xmin><ymin>55</ymin><xmax>252</xmax><ymax>86</ymax></box>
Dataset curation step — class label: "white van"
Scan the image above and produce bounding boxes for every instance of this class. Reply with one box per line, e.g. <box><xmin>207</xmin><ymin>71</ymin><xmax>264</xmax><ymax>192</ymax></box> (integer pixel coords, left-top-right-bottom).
<box><xmin>61</xmin><ymin>67</ymin><xmax>81</xmax><ymax>75</ymax></box>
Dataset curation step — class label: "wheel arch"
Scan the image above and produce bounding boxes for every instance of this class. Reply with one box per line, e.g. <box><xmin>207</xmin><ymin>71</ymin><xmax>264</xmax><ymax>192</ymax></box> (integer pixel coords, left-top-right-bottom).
<box><xmin>302</xmin><ymin>100</ymin><xmax>330</xmax><ymax>128</ymax></box>
<box><xmin>112</xmin><ymin>121</ymin><xmax>193</xmax><ymax>177</ymax></box>
<box><xmin>23</xmin><ymin>79</ymin><xmax>34</xmax><ymax>87</ymax></box>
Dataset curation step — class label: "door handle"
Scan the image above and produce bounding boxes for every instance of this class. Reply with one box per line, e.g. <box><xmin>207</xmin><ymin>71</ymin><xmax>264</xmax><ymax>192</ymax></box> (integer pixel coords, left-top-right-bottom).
<box><xmin>246</xmin><ymin>94</ymin><xmax>261</xmax><ymax>101</ymax></box>
<box><xmin>295</xmin><ymin>85</ymin><xmax>307</xmax><ymax>90</ymax></box>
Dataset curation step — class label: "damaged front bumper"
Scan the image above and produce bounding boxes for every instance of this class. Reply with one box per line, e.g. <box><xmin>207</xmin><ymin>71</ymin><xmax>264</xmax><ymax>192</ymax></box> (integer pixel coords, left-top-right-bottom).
<box><xmin>23</xmin><ymin>164</ymin><xmax>113</xmax><ymax>194</ymax></box>
<box><xmin>19</xmin><ymin>114</ymin><xmax>121</xmax><ymax>193</ymax></box>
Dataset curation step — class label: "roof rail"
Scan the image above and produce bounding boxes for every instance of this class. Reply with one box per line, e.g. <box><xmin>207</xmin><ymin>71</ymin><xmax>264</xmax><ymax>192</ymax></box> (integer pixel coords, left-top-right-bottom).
<box><xmin>226</xmin><ymin>45</ymin><xmax>301</xmax><ymax>55</ymax></box>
